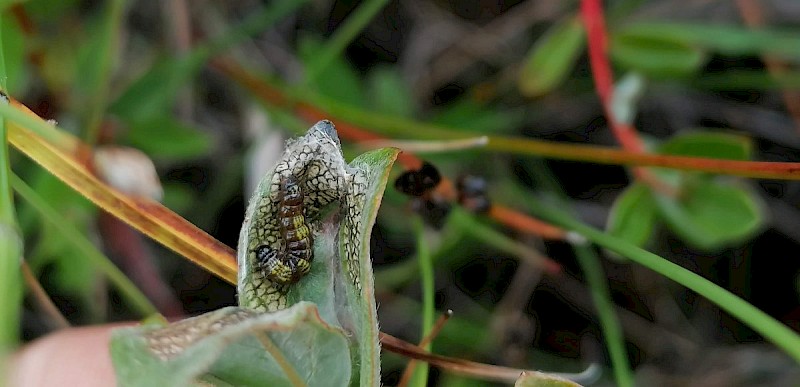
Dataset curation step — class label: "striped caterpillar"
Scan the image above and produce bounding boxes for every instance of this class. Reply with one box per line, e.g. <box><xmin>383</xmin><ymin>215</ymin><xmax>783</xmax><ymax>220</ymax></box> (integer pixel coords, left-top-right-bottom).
<box><xmin>256</xmin><ymin>174</ymin><xmax>313</xmax><ymax>285</ymax></box>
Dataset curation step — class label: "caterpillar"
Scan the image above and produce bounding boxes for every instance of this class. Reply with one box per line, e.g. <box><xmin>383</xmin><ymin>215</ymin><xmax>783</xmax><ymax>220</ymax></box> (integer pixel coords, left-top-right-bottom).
<box><xmin>256</xmin><ymin>174</ymin><xmax>313</xmax><ymax>285</ymax></box>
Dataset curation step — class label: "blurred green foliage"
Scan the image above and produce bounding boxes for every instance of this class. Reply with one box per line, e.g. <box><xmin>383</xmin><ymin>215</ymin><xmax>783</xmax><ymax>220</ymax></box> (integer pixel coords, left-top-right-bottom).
<box><xmin>4</xmin><ymin>1</ymin><xmax>800</xmax><ymax>385</ymax></box>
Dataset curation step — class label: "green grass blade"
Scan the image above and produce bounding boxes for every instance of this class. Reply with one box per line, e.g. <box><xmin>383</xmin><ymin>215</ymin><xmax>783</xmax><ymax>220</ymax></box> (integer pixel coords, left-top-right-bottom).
<box><xmin>10</xmin><ymin>173</ymin><xmax>157</xmax><ymax>317</ymax></box>
<box><xmin>411</xmin><ymin>216</ymin><xmax>434</xmax><ymax>387</ymax></box>
<box><xmin>81</xmin><ymin>0</ymin><xmax>124</xmax><ymax>145</ymax></box>
<box><xmin>0</xmin><ymin>14</ymin><xmax>22</xmax><ymax>353</ymax></box>
<box><xmin>303</xmin><ymin>0</ymin><xmax>389</xmax><ymax>83</ymax></box>
<box><xmin>527</xmin><ymin>196</ymin><xmax>800</xmax><ymax>364</ymax></box>
<box><xmin>573</xmin><ymin>245</ymin><xmax>634</xmax><ymax>387</ymax></box>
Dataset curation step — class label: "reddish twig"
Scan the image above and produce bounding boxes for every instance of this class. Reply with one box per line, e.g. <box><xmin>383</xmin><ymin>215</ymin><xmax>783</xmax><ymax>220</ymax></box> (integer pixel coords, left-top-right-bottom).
<box><xmin>580</xmin><ymin>0</ymin><xmax>645</xmax><ymax>153</ymax></box>
<box><xmin>397</xmin><ymin>310</ymin><xmax>454</xmax><ymax>387</ymax></box>
<box><xmin>580</xmin><ymin>0</ymin><xmax>678</xmax><ymax>195</ymax></box>
<box><xmin>21</xmin><ymin>261</ymin><xmax>71</xmax><ymax>330</ymax></box>
<box><xmin>489</xmin><ymin>204</ymin><xmax>568</xmax><ymax>241</ymax></box>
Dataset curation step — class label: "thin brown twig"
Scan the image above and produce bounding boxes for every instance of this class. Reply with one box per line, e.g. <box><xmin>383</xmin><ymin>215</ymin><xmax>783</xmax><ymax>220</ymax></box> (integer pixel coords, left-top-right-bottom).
<box><xmin>20</xmin><ymin>260</ymin><xmax>70</xmax><ymax>330</ymax></box>
<box><xmin>381</xmin><ymin>332</ymin><xmax>596</xmax><ymax>384</ymax></box>
<box><xmin>490</xmin><ymin>258</ymin><xmax>542</xmax><ymax>365</ymax></box>
<box><xmin>397</xmin><ymin>310</ymin><xmax>454</xmax><ymax>387</ymax></box>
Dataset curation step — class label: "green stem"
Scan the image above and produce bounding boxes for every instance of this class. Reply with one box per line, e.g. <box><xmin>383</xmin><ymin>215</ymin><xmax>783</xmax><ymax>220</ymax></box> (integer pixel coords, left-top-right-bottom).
<box><xmin>11</xmin><ymin>173</ymin><xmax>157</xmax><ymax>317</ymax></box>
<box><xmin>573</xmin><ymin>245</ymin><xmax>634</xmax><ymax>387</ymax></box>
<box><xmin>0</xmin><ymin>15</ymin><xmax>22</xmax><ymax>352</ymax></box>
<box><xmin>411</xmin><ymin>216</ymin><xmax>434</xmax><ymax>386</ymax></box>
<box><xmin>303</xmin><ymin>0</ymin><xmax>389</xmax><ymax>84</ymax></box>
<box><xmin>528</xmin><ymin>197</ymin><xmax>800</xmax><ymax>364</ymax></box>
<box><xmin>83</xmin><ymin>0</ymin><xmax>124</xmax><ymax>146</ymax></box>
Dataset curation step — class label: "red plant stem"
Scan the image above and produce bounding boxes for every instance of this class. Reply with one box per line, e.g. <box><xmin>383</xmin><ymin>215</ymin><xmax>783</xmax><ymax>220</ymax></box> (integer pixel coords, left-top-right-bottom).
<box><xmin>580</xmin><ymin>0</ymin><xmax>646</xmax><ymax>153</ymax></box>
<box><xmin>213</xmin><ymin>58</ymin><xmax>800</xmax><ymax>180</ymax></box>
<box><xmin>580</xmin><ymin>0</ymin><xmax>678</xmax><ymax>195</ymax></box>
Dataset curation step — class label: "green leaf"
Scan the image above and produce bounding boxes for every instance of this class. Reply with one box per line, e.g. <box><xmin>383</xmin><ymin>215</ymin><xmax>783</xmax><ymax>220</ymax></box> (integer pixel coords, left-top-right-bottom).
<box><xmin>366</xmin><ymin>66</ymin><xmax>414</xmax><ymax>117</ymax></box>
<box><xmin>655</xmin><ymin>180</ymin><xmax>763</xmax><ymax>251</ymax></box>
<box><xmin>659</xmin><ymin>131</ymin><xmax>753</xmax><ymax>160</ymax></box>
<box><xmin>74</xmin><ymin>0</ymin><xmax>121</xmax><ymax>101</ymax></box>
<box><xmin>111</xmin><ymin>303</ymin><xmax>351</xmax><ymax>387</ymax></box>
<box><xmin>611</xmin><ymin>31</ymin><xmax>706</xmax><ymax>77</ymax></box>
<box><xmin>692</xmin><ymin>70</ymin><xmax>800</xmax><ymax>90</ymax></box>
<box><xmin>515</xmin><ymin>371</ymin><xmax>582</xmax><ymax>387</ymax></box>
<box><xmin>302</xmin><ymin>0</ymin><xmax>389</xmax><ymax>84</ymax></box>
<box><xmin>109</xmin><ymin>54</ymin><xmax>207</xmax><ymax>122</ymax></box>
<box><xmin>335</xmin><ymin>146</ymin><xmax>399</xmax><ymax>385</ymax></box>
<box><xmin>124</xmin><ymin>115</ymin><xmax>213</xmax><ymax>160</ymax></box>
<box><xmin>432</xmin><ymin>98</ymin><xmax>523</xmax><ymax>134</ymax></box>
<box><xmin>606</xmin><ymin>182</ymin><xmax>657</xmax><ymax>248</ymax></box>
<box><xmin>2</xmin><ymin>14</ymin><xmax>26</xmax><ymax>95</ymax></box>
<box><xmin>298</xmin><ymin>37</ymin><xmax>366</xmax><ymax>106</ymax></box>
<box><xmin>614</xmin><ymin>22</ymin><xmax>800</xmax><ymax>60</ymax></box>
<box><xmin>519</xmin><ymin>16</ymin><xmax>585</xmax><ymax>97</ymax></box>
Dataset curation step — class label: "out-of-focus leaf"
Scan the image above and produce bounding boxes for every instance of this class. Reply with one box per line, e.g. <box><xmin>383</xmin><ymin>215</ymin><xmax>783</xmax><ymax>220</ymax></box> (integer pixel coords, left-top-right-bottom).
<box><xmin>614</xmin><ymin>23</ymin><xmax>800</xmax><ymax>60</ymax></box>
<box><xmin>109</xmin><ymin>54</ymin><xmax>206</xmax><ymax>122</ymax></box>
<box><xmin>74</xmin><ymin>0</ymin><xmax>120</xmax><ymax>99</ymax></box>
<box><xmin>693</xmin><ymin>70</ymin><xmax>800</xmax><ymax>90</ymax></box>
<box><xmin>24</xmin><ymin>173</ymin><xmax>98</xmax><ymax>307</ymax></box>
<box><xmin>298</xmin><ymin>37</ymin><xmax>366</xmax><ymax>107</ymax></box>
<box><xmin>160</xmin><ymin>183</ymin><xmax>196</xmax><ymax>215</ymax></box>
<box><xmin>651</xmin><ymin>131</ymin><xmax>758</xmax><ymax>251</ymax></box>
<box><xmin>659</xmin><ymin>131</ymin><xmax>752</xmax><ymax>161</ymax></box>
<box><xmin>38</xmin><ymin>30</ymin><xmax>81</xmax><ymax>99</ymax></box>
<box><xmin>655</xmin><ymin>180</ymin><xmax>763</xmax><ymax>251</ymax></box>
<box><xmin>111</xmin><ymin>303</ymin><xmax>351</xmax><ymax>387</ymax></box>
<box><xmin>0</xmin><ymin>0</ymin><xmax>25</xmax><ymax>8</ymax></box>
<box><xmin>432</xmin><ymin>98</ymin><xmax>523</xmax><ymax>134</ymax></box>
<box><xmin>124</xmin><ymin>115</ymin><xmax>213</xmax><ymax>160</ymax></box>
<box><xmin>367</xmin><ymin>66</ymin><xmax>414</xmax><ymax>116</ymax></box>
<box><xmin>19</xmin><ymin>0</ymin><xmax>81</xmax><ymax>18</ymax></box>
<box><xmin>606</xmin><ymin>182</ymin><xmax>657</xmax><ymax>248</ymax></box>
<box><xmin>515</xmin><ymin>370</ymin><xmax>582</xmax><ymax>387</ymax></box>
<box><xmin>519</xmin><ymin>16</ymin><xmax>585</xmax><ymax>97</ymax></box>
<box><xmin>2</xmin><ymin>14</ymin><xmax>26</xmax><ymax>94</ymax></box>
<box><xmin>112</xmin><ymin>0</ymin><xmax>309</xmax><ymax>122</ymax></box>
<box><xmin>611</xmin><ymin>32</ymin><xmax>706</xmax><ymax>77</ymax></box>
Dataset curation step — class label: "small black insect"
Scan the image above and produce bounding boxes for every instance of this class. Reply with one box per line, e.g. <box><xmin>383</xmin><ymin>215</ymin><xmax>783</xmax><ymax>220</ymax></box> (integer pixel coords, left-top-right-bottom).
<box><xmin>394</xmin><ymin>161</ymin><xmax>442</xmax><ymax>197</ymax></box>
<box><xmin>258</xmin><ymin>175</ymin><xmax>314</xmax><ymax>285</ymax></box>
<box><xmin>395</xmin><ymin>161</ymin><xmax>452</xmax><ymax>228</ymax></box>
<box><xmin>456</xmin><ymin>174</ymin><xmax>491</xmax><ymax>214</ymax></box>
